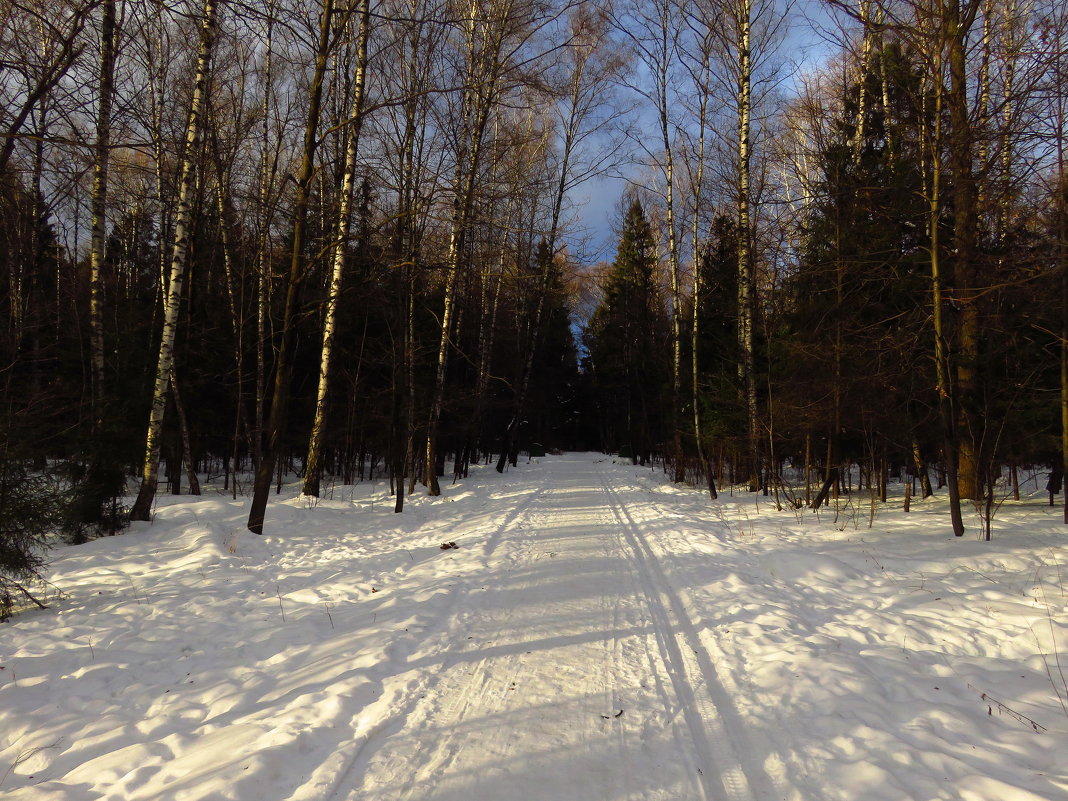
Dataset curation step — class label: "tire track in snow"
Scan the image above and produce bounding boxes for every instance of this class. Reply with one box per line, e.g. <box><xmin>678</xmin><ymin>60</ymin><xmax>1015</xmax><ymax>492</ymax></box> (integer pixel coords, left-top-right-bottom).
<box><xmin>598</xmin><ymin>466</ymin><xmax>772</xmax><ymax>801</ymax></box>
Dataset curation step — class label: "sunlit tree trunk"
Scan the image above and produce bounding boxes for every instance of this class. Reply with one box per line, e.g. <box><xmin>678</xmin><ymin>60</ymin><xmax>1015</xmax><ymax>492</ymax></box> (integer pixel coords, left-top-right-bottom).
<box><xmin>130</xmin><ymin>0</ymin><xmax>218</xmax><ymax>521</ymax></box>
<box><xmin>304</xmin><ymin>0</ymin><xmax>372</xmax><ymax>497</ymax></box>
<box><xmin>688</xmin><ymin>22</ymin><xmax>716</xmax><ymax>499</ymax></box>
<box><xmin>659</xmin><ymin>31</ymin><xmax>685</xmax><ymax>484</ymax></box>
<box><xmin>736</xmin><ymin>0</ymin><xmax>760</xmax><ymax>492</ymax></box>
<box><xmin>249</xmin><ymin>0</ymin><xmax>339</xmax><ymax>533</ymax></box>
<box><xmin>852</xmin><ymin>0</ymin><xmax>873</xmax><ymax>161</ymax></box>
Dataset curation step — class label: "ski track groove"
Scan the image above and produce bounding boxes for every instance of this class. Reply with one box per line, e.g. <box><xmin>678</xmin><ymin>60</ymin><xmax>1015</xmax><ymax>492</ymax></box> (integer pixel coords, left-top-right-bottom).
<box><xmin>597</xmin><ymin>465</ymin><xmax>771</xmax><ymax>801</ymax></box>
<box><xmin>397</xmin><ymin>481</ymin><xmax>634</xmax><ymax>800</ymax></box>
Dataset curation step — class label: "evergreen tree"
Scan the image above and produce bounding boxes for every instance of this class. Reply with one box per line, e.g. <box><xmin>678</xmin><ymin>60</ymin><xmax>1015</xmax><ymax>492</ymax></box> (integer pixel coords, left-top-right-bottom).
<box><xmin>693</xmin><ymin>215</ymin><xmax>743</xmax><ymax>465</ymax></box>
<box><xmin>782</xmin><ymin>42</ymin><xmax>932</xmax><ymax>490</ymax></box>
<box><xmin>585</xmin><ymin>200</ymin><xmax>669</xmax><ymax>463</ymax></box>
<box><xmin>527</xmin><ymin>241</ymin><xmax>581</xmax><ymax>452</ymax></box>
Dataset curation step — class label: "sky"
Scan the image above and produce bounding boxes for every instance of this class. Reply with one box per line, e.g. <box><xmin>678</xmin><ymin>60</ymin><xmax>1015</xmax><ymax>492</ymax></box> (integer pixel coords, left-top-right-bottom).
<box><xmin>565</xmin><ymin>0</ymin><xmax>847</xmax><ymax>266</ymax></box>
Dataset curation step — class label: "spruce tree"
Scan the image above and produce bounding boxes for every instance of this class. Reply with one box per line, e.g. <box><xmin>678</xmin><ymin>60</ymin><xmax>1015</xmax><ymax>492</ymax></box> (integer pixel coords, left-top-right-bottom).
<box><xmin>586</xmin><ymin>200</ymin><xmax>668</xmax><ymax>463</ymax></box>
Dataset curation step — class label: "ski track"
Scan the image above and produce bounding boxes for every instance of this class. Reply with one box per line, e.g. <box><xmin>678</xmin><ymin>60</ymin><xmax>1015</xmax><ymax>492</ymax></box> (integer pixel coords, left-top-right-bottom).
<box><xmin>333</xmin><ymin>457</ymin><xmax>769</xmax><ymax>801</ymax></box>
<box><xmin>312</xmin><ymin>481</ymin><xmax>555</xmax><ymax>801</ymax></box>
<box><xmin>597</xmin><ymin>467</ymin><xmax>773</xmax><ymax>801</ymax></box>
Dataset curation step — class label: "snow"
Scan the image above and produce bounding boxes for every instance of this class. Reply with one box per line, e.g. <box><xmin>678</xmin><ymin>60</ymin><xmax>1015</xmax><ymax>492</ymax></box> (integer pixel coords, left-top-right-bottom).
<box><xmin>2</xmin><ymin>454</ymin><xmax>1067</xmax><ymax>800</ymax></box>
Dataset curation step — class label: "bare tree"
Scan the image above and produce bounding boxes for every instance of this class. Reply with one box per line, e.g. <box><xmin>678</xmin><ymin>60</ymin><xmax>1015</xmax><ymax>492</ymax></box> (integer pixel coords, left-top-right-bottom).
<box><xmin>424</xmin><ymin>0</ymin><xmax>552</xmax><ymax>495</ymax></box>
<box><xmin>303</xmin><ymin>0</ymin><xmax>372</xmax><ymax>497</ymax></box>
<box><xmin>88</xmin><ymin>0</ymin><xmax>116</xmax><ymax>426</ymax></box>
<box><xmin>496</xmin><ymin>0</ymin><xmax>624</xmax><ymax>472</ymax></box>
<box><xmin>0</xmin><ymin>0</ymin><xmax>100</xmax><ymax>176</ymax></box>
<box><xmin>248</xmin><ymin>0</ymin><xmax>345</xmax><ymax>533</ymax></box>
<box><xmin>680</xmin><ymin>0</ymin><xmax>718</xmax><ymax>497</ymax></box>
<box><xmin>612</xmin><ymin>0</ymin><xmax>689</xmax><ymax>480</ymax></box>
<box><xmin>130</xmin><ymin>0</ymin><xmax>218</xmax><ymax>522</ymax></box>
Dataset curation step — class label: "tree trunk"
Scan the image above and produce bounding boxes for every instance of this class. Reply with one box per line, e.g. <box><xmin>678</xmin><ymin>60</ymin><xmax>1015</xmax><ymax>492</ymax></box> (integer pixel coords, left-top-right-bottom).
<box><xmin>427</xmin><ymin>0</ymin><xmax>500</xmax><ymax>494</ymax></box>
<box><xmin>171</xmin><ymin>367</ymin><xmax>201</xmax><ymax>496</ymax></box>
<box><xmin>214</xmin><ymin>180</ymin><xmax>244</xmax><ymax>501</ymax></box>
<box><xmin>925</xmin><ymin>40</ymin><xmax>965</xmax><ymax>536</ymax></box>
<box><xmin>912</xmin><ymin>436</ymin><xmax>933</xmax><ymax>498</ymax></box>
<box><xmin>88</xmin><ymin>0</ymin><xmax>116</xmax><ymax>427</ymax></box>
<box><xmin>130</xmin><ymin>0</ymin><xmax>217</xmax><ymax>521</ymax></box>
<box><xmin>253</xmin><ymin>5</ymin><xmax>276</xmax><ymax>471</ymax></box>
<box><xmin>804</xmin><ymin>433</ymin><xmax>811</xmax><ymax>506</ymax></box>
<box><xmin>651</xmin><ymin>14</ymin><xmax>684</xmax><ymax>484</ymax></box>
<box><xmin>690</xmin><ymin>32</ymin><xmax>717</xmax><ymax>500</ymax></box>
<box><xmin>1060</xmin><ymin>149</ymin><xmax>1068</xmax><ymax>524</ymax></box>
<box><xmin>947</xmin><ymin>0</ymin><xmax>982</xmax><ymax>502</ymax></box>
<box><xmin>735</xmin><ymin>0</ymin><xmax>759</xmax><ymax>492</ymax></box>
<box><xmin>304</xmin><ymin>0</ymin><xmax>371</xmax><ymax>497</ymax></box>
<box><xmin>248</xmin><ymin>0</ymin><xmax>338</xmax><ymax>533</ymax></box>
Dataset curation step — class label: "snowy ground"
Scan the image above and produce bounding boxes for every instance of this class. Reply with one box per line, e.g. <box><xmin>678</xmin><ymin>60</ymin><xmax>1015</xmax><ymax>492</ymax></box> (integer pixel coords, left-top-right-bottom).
<box><xmin>2</xmin><ymin>454</ymin><xmax>1067</xmax><ymax>801</ymax></box>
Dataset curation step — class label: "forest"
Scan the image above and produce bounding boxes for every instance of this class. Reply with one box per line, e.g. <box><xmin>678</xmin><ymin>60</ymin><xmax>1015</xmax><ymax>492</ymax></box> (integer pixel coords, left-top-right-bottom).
<box><xmin>1</xmin><ymin>0</ymin><xmax>1067</xmax><ymax>614</ymax></box>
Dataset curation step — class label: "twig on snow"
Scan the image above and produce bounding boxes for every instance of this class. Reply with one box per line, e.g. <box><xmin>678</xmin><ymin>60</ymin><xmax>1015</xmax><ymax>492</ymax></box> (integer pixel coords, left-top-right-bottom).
<box><xmin>967</xmin><ymin>683</ymin><xmax>1046</xmax><ymax>732</ymax></box>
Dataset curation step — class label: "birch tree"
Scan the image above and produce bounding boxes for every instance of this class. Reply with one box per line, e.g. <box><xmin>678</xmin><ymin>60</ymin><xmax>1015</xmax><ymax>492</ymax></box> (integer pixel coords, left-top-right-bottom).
<box><xmin>130</xmin><ymin>0</ymin><xmax>218</xmax><ymax>522</ymax></box>
<box><xmin>303</xmin><ymin>0</ymin><xmax>372</xmax><ymax>497</ymax></box>
<box><xmin>425</xmin><ymin>0</ymin><xmax>543</xmax><ymax>495</ymax></box>
<box><xmin>0</xmin><ymin>0</ymin><xmax>99</xmax><ymax>177</ymax></box>
<box><xmin>248</xmin><ymin>0</ymin><xmax>343</xmax><ymax>533</ymax></box>
<box><xmin>614</xmin><ymin>0</ymin><xmax>687</xmax><ymax>481</ymax></box>
<box><xmin>88</xmin><ymin>0</ymin><xmax>116</xmax><ymax>426</ymax></box>
<box><xmin>732</xmin><ymin>0</ymin><xmax>760</xmax><ymax>491</ymax></box>
<box><xmin>496</xmin><ymin>1</ymin><xmax>623</xmax><ymax>472</ymax></box>
<box><xmin>681</xmin><ymin>0</ymin><xmax>718</xmax><ymax>497</ymax></box>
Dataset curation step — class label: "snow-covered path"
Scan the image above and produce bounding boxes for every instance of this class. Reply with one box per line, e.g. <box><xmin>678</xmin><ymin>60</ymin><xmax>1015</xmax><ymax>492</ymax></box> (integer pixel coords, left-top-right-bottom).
<box><xmin>3</xmin><ymin>454</ymin><xmax>1068</xmax><ymax>801</ymax></box>
<box><xmin>346</xmin><ymin>457</ymin><xmax>769</xmax><ymax>801</ymax></box>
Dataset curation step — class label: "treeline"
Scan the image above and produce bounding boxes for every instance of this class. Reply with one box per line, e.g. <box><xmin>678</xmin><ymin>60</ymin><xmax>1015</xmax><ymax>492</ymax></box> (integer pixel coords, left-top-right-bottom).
<box><xmin>580</xmin><ymin>0</ymin><xmax>1068</xmax><ymax>537</ymax></box>
<box><xmin>0</xmin><ymin>0</ymin><xmax>599</xmax><ymax>613</ymax></box>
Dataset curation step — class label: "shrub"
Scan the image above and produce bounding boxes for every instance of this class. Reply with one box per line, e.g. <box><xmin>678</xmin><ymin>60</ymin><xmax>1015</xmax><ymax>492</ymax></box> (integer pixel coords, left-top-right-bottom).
<box><xmin>0</xmin><ymin>459</ymin><xmax>61</xmax><ymax>620</ymax></box>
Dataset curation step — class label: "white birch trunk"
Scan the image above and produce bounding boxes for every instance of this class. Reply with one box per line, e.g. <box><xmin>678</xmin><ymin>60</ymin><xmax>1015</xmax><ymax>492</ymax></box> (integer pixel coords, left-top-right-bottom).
<box><xmin>736</xmin><ymin>0</ymin><xmax>759</xmax><ymax>491</ymax></box>
<box><xmin>690</xmin><ymin>34</ymin><xmax>716</xmax><ymax>498</ymax></box>
<box><xmin>304</xmin><ymin>0</ymin><xmax>372</xmax><ymax>497</ymax></box>
<box><xmin>654</xmin><ymin>6</ymin><xmax>684</xmax><ymax>483</ymax></box>
<box><xmin>130</xmin><ymin>0</ymin><xmax>218</xmax><ymax>521</ymax></box>
<box><xmin>248</xmin><ymin>0</ymin><xmax>338</xmax><ymax>533</ymax></box>
<box><xmin>852</xmin><ymin>0</ymin><xmax>873</xmax><ymax>162</ymax></box>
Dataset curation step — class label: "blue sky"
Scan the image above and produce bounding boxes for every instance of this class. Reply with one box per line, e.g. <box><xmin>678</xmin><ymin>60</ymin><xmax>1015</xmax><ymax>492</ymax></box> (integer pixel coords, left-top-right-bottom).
<box><xmin>565</xmin><ymin>0</ymin><xmax>844</xmax><ymax>265</ymax></box>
